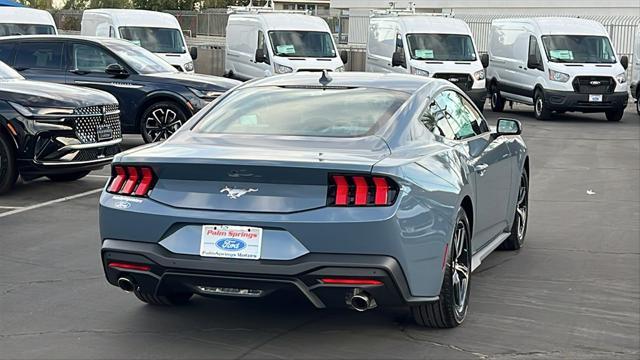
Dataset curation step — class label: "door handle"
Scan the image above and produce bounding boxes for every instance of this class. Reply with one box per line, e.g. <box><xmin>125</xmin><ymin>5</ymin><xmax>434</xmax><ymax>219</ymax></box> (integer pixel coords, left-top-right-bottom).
<box><xmin>474</xmin><ymin>163</ymin><xmax>489</xmax><ymax>176</ymax></box>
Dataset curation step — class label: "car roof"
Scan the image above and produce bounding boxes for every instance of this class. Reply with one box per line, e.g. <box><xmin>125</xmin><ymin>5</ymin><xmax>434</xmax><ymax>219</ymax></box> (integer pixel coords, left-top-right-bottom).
<box><xmin>372</xmin><ymin>16</ymin><xmax>471</xmax><ymax>35</ymax></box>
<box><xmin>244</xmin><ymin>72</ymin><xmax>441</xmax><ymax>94</ymax></box>
<box><xmin>229</xmin><ymin>13</ymin><xmax>330</xmax><ymax>32</ymax></box>
<box><xmin>83</xmin><ymin>9</ymin><xmax>180</xmax><ymax>28</ymax></box>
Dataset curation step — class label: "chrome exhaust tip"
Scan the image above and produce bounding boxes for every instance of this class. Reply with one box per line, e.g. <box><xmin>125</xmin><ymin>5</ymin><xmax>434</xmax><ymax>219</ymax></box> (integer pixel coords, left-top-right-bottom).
<box><xmin>117</xmin><ymin>277</ymin><xmax>135</xmax><ymax>293</ymax></box>
<box><xmin>346</xmin><ymin>289</ymin><xmax>377</xmax><ymax>312</ymax></box>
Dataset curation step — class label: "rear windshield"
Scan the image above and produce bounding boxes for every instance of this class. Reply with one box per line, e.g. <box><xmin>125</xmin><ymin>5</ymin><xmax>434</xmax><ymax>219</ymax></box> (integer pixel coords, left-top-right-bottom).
<box><xmin>0</xmin><ymin>24</ymin><xmax>55</xmax><ymax>36</ymax></box>
<box><xmin>194</xmin><ymin>86</ymin><xmax>408</xmax><ymax>137</ymax></box>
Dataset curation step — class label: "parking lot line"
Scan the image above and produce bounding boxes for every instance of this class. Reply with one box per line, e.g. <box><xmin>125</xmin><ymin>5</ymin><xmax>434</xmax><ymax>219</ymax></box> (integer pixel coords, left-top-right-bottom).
<box><xmin>0</xmin><ymin>206</ymin><xmax>22</xmax><ymax>209</ymax></box>
<box><xmin>0</xmin><ymin>188</ymin><xmax>102</xmax><ymax>218</ymax></box>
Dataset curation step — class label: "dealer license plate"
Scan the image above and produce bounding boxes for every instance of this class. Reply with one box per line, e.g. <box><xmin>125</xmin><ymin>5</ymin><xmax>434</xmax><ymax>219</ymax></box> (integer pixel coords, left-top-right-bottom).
<box><xmin>200</xmin><ymin>225</ymin><xmax>262</xmax><ymax>260</ymax></box>
<box><xmin>96</xmin><ymin>124</ymin><xmax>113</xmax><ymax>141</ymax></box>
<box><xmin>589</xmin><ymin>94</ymin><xmax>603</xmax><ymax>102</ymax></box>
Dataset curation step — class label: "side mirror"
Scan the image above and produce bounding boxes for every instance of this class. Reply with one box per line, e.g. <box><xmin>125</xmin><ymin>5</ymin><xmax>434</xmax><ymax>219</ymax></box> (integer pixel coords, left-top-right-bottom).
<box><xmin>105</xmin><ymin>63</ymin><xmax>128</xmax><ymax>77</ymax></box>
<box><xmin>190</xmin><ymin>46</ymin><xmax>198</xmax><ymax>61</ymax></box>
<box><xmin>340</xmin><ymin>50</ymin><xmax>348</xmax><ymax>64</ymax></box>
<box><xmin>255</xmin><ymin>48</ymin><xmax>267</xmax><ymax>64</ymax></box>
<box><xmin>620</xmin><ymin>55</ymin><xmax>629</xmax><ymax>70</ymax></box>
<box><xmin>480</xmin><ymin>53</ymin><xmax>489</xmax><ymax>68</ymax></box>
<box><xmin>497</xmin><ymin>118</ymin><xmax>522</xmax><ymax>136</ymax></box>
<box><xmin>528</xmin><ymin>55</ymin><xmax>543</xmax><ymax>71</ymax></box>
<box><xmin>392</xmin><ymin>51</ymin><xmax>405</xmax><ymax>68</ymax></box>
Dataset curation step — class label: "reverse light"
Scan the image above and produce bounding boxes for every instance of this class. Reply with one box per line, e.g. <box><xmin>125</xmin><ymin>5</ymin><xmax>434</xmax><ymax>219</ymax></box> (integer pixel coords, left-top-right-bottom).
<box><xmin>320</xmin><ymin>278</ymin><xmax>383</xmax><ymax>286</ymax></box>
<box><xmin>107</xmin><ymin>165</ymin><xmax>156</xmax><ymax>197</ymax></box>
<box><xmin>328</xmin><ymin>174</ymin><xmax>398</xmax><ymax>207</ymax></box>
<box><xmin>549</xmin><ymin>69</ymin><xmax>570</xmax><ymax>83</ymax></box>
<box><xmin>108</xmin><ymin>262</ymin><xmax>151</xmax><ymax>272</ymax></box>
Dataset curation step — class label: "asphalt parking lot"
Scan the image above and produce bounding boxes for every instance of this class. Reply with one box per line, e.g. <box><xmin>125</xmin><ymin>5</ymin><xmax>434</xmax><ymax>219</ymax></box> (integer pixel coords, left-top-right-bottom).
<box><xmin>1</xmin><ymin>105</ymin><xmax>639</xmax><ymax>359</ymax></box>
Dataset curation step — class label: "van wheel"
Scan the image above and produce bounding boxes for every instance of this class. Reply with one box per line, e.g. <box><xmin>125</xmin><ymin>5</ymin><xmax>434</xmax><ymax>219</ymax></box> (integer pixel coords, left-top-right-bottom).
<box><xmin>605</xmin><ymin>109</ymin><xmax>624</xmax><ymax>122</ymax></box>
<box><xmin>534</xmin><ymin>90</ymin><xmax>552</xmax><ymax>120</ymax></box>
<box><xmin>636</xmin><ymin>98</ymin><xmax>639</xmax><ymax>115</ymax></box>
<box><xmin>140</xmin><ymin>102</ymin><xmax>188</xmax><ymax>143</ymax></box>
<box><xmin>490</xmin><ymin>83</ymin><xmax>505</xmax><ymax>112</ymax></box>
<box><xmin>0</xmin><ymin>132</ymin><xmax>18</xmax><ymax>195</ymax></box>
<box><xmin>411</xmin><ymin>208</ymin><xmax>471</xmax><ymax>328</ymax></box>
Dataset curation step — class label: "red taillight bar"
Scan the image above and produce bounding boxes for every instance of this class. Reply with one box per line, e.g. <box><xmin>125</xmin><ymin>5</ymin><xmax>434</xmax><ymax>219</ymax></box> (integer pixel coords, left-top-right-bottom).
<box><xmin>333</xmin><ymin>175</ymin><xmax>349</xmax><ymax>206</ymax></box>
<box><xmin>352</xmin><ymin>176</ymin><xmax>368</xmax><ymax>206</ymax></box>
<box><xmin>320</xmin><ymin>278</ymin><xmax>383</xmax><ymax>286</ymax></box>
<box><xmin>328</xmin><ymin>174</ymin><xmax>397</xmax><ymax>207</ymax></box>
<box><xmin>372</xmin><ymin>177</ymin><xmax>388</xmax><ymax>205</ymax></box>
<box><xmin>107</xmin><ymin>165</ymin><xmax>156</xmax><ymax>197</ymax></box>
<box><xmin>107</xmin><ymin>262</ymin><xmax>151</xmax><ymax>272</ymax></box>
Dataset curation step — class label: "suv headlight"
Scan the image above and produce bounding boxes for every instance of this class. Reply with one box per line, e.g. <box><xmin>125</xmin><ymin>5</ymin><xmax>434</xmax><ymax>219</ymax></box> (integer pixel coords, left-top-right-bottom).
<box><xmin>410</xmin><ymin>67</ymin><xmax>429</xmax><ymax>77</ymax></box>
<box><xmin>615</xmin><ymin>72</ymin><xmax>627</xmax><ymax>84</ymax></box>
<box><xmin>9</xmin><ymin>102</ymin><xmax>74</xmax><ymax>119</ymax></box>
<box><xmin>335</xmin><ymin>66</ymin><xmax>345</xmax><ymax>72</ymax></box>
<box><xmin>189</xmin><ymin>88</ymin><xmax>224</xmax><ymax>99</ymax></box>
<box><xmin>184</xmin><ymin>61</ymin><xmax>194</xmax><ymax>72</ymax></box>
<box><xmin>548</xmin><ymin>69</ymin><xmax>570</xmax><ymax>83</ymax></box>
<box><xmin>274</xmin><ymin>63</ymin><xmax>293</xmax><ymax>74</ymax></box>
<box><xmin>473</xmin><ymin>69</ymin><xmax>485</xmax><ymax>81</ymax></box>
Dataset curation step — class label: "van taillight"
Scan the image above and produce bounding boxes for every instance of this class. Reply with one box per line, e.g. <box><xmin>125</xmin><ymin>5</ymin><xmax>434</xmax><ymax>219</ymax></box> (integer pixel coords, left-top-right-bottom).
<box><xmin>327</xmin><ymin>174</ymin><xmax>398</xmax><ymax>207</ymax></box>
<box><xmin>107</xmin><ymin>165</ymin><xmax>156</xmax><ymax>197</ymax></box>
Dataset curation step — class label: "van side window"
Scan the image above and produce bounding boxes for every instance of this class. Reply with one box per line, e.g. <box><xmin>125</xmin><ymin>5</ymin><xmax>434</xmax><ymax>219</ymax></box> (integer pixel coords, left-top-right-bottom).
<box><xmin>0</xmin><ymin>43</ymin><xmax>15</xmax><ymax>65</ymax></box>
<box><xmin>528</xmin><ymin>36</ymin><xmax>543</xmax><ymax>69</ymax></box>
<box><xmin>257</xmin><ymin>31</ymin><xmax>270</xmax><ymax>65</ymax></box>
<box><xmin>15</xmin><ymin>42</ymin><xmax>64</xmax><ymax>71</ymax></box>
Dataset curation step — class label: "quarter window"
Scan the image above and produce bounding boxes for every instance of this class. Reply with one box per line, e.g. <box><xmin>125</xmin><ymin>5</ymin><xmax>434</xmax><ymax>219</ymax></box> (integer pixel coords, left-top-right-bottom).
<box><xmin>15</xmin><ymin>42</ymin><xmax>64</xmax><ymax>70</ymax></box>
<box><xmin>419</xmin><ymin>101</ymin><xmax>456</xmax><ymax>139</ymax></box>
<box><xmin>71</xmin><ymin>43</ymin><xmax>119</xmax><ymax>73</ymax></box>
<box><xmin>433</xmin><ymin>90</ymin><xmax>485</xmax><ymax>140</ymax></box>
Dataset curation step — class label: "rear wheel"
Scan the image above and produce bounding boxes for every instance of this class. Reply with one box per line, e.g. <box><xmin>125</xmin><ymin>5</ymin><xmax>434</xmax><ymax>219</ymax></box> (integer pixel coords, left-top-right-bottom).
<box><xmin>499</xmin><ymin>170</ymin><xmax>529</xmax><ymax>250</ymax></box>
<box><xmin>636</xmin><ymin>93</ymin><xmax>639</xmax><ymax>115</ymax></box>
<box><xmin>490</xmin><ymin>82</ymin><xmax>505</xmax><ymax>112</ymax></box>
<box><xmin>140</xmin><ymin>101</ymin><xmax>188</xmax><ymax>143</ymax></box>
<box><xmin>134</xmin><ymin>289</ymin><xmax>193</xmax><ymax>306</ymax></box>
<box><xmin>0</xmin><ymin>132</ymin><xmax>18</xmax><ymax>195</ymax></box>
<box><xmin>412</xmin><ymin>209</ymin><xmax>471</xmax><ymax>328</ymax></box>
<box><xmin>534</xmin><ymin>89</ymin><xmax>552</xmax><ymax>120</ymax></box>
<box><xmin>46</xmin><ymin>171</ymin><xmax>90</xmax><ymax>182</ymax></box>
<box><xmin>605</xmin><ymin>108</ymin><xmax>624</xmax><ymax>122</ymax></box>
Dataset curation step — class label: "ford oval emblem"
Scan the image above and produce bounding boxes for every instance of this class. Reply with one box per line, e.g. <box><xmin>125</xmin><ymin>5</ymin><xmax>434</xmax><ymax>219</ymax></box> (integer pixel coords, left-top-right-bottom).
<box><xmin>114</xmin><ymin>201</ymin><xmax>131</xmax><ymax>209</ymax></box>
<box><xmin>590</xmin><ymin>80</ymin><xmax>601</xmax><ymax>86</ymax></box>
<box><xmin>448</xmin><ymin>78</ymin><xmax>459</xmax><ymax>82</ymax></box>
<box><xmin>215</xmin><ymin>238</ymin><xmax>247</xmax><ymax>251</ymax></box>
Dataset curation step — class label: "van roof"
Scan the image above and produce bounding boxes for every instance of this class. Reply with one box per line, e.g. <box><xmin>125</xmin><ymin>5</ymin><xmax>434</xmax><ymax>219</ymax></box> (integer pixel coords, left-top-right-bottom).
<box><xmin>83</xmin><ymin>9</ymin><xmax>180</xmax><ymax>28</ymax></box>
<box><xmin>228</xmin><ymin>13</ymin><xmax>330</xmax><ymax>32</ymax></box>
<box><xmin>0</xmin><ymin>7</ymin><xmax>55</xmax><ymax>25</ymax></box>
<box><xmin>492</xmin><ymin>17</ymin><xmax>608</xmax><ymax>36</ymax></box>
<box><xmin>372</xmin><ymin>16</ymin><xmax>471</xmax><ymax>35</ymax></box>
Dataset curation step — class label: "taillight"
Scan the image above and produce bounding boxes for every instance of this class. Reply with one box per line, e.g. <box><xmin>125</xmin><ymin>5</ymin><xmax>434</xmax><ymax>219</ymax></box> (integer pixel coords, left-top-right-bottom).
<box><xmin>327</xmin><ymin>174</ymin><xmax>398</xmax><ymax>207</ymax></box>
<box><xmin>106</xmin><ymin>165</ymin><xmax>156</xmax><ymax>197</ymax></box>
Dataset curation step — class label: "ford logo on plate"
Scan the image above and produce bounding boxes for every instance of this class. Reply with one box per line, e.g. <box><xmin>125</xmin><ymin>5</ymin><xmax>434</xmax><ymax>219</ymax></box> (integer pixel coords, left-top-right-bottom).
<box><xmin>215</xmin><ymin>238</ymin><xmax>247</xmax><ymax>251</ymax></box>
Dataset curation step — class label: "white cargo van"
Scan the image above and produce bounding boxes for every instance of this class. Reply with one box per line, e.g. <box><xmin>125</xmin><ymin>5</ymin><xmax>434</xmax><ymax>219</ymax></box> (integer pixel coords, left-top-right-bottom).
<box><xmin>0</xmin><ymin>7</ymin><xmax>57</xmax><ymax>36</ymax></box>
<box><xmin>486</xmin><ymin>18</ymin><xmax>629</xmax><ymax>121</ymax></box>
<box><xmin>224</xmin><ymin>3</ymin><xmax>346</xmax><ymax>80</ymax></box>
<box><xmin>366</xmin><ymin>8</ymin><xmax>488</xmax><ymax>110</ymax></box>
<box><xmin>81</xmin><ymin>9</ymin><xmax>197</xmax><ymax>72</ymax></box>
<box><xmin>630</xmin><ymin>30</ymin><xmax>639</xmax><ymax>115</ymax></box>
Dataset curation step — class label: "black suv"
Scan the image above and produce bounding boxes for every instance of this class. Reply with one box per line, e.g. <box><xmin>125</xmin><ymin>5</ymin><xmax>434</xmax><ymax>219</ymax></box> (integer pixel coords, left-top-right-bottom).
<box><xmin>0</xmin><ymin>35</ymin><xmax>240</xmax><ymax>142</ymax></box>
<box><xmin>0</xmin><ymin>61</ymin><xmax>121</xmax><ymax>193</ymax></box>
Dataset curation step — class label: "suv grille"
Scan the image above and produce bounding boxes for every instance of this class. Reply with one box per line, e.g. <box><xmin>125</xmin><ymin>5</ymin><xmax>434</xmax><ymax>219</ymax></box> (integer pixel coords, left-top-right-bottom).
<box><xmin>73</xmin><ymin>104</ymin><xmax>122</xmax><ymax>144</ymax></box>
<box><xmin>433</xmin><ymin>73</ymin><xmax>474</xmax><ymax>91</ymax></box>
<box><xmin>572</xmin><ymin>76</ymin><xmax>615</xmax><ymax>94</ymax></box>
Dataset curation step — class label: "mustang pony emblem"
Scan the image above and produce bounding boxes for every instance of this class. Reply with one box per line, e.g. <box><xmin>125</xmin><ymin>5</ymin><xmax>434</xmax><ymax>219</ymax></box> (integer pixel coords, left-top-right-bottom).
<box><xmin>220</xmin><ymin>186</ymin><xmax>258</xmax><ymax>199</ymax></box>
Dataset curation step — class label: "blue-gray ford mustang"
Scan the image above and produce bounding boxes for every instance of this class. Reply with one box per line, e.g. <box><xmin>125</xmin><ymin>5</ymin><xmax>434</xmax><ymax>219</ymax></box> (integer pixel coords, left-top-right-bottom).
<box><xmin>99</xmin><ymin>72</ymin><xmax>529</xmax><ymax>328</ymax></box>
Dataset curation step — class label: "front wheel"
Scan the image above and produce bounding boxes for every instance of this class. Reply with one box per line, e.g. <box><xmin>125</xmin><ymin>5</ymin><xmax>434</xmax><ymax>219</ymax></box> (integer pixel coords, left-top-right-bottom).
<box><xmin>500</xmin><ymin>170</ymin><xmax>529</xmax><ymax>250</ymax></box>
<box><xmin>0</xmin><ymin>132</ymin><xmax>18</xmax><ymax>195</ymax></box>
<box><xmin>140</xmin><ymin>102</ymin><xmax>188</xmax><ymax>143</ymax></box>
<box><xmin>534</xmin><ymin>90</ymin><xmax>552</xmax><ymax>120</ymax></box>
<box><xmin>636</xmin><ymin>98</ymin><xmax>639</xmax><ymax>115</ymax></box>
<box><xmin>411</xmin><ymin>208</ymin><xmax>471</xmax><ymax>328</ymax></box>
<box><xmin>605</xmin><ymin>108</ymin><xmax>624</xmax><ymax>122</ymax></box>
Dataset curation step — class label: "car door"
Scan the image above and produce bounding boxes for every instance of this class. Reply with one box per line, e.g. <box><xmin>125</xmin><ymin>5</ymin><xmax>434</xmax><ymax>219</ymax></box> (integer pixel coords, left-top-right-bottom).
<box><xmin>520</xmin><ymin>35</ymin><xmax>544</xmax><ymax>100</ymax></box>
<box><xmin>434</xmin><ymin>90</ymin><xmax>514</xmax><ymax>251</ymax></box>
<box><xmin>65</xmin><ymin>41</ymin><xmax>146</xmax><ymax>131</ymax></box>
<box><xmin>13</xmin><ymin>40</ymin><xmax>66</xmax><ymax>84</ymax></box>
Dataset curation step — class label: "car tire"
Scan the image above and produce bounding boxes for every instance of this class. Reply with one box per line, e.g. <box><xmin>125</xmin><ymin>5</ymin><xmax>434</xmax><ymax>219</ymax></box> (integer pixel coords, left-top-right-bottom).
<box><xmin>490</xmin><ymin>82</ymin><xmax>505</xmax><ymax>112</ymax></box>
<box><xmin>534</xmin><ymin>89</ymin><xmax>552</xmax><ymax>120</ymax></box>
<box><xmin>605</xmin><ymin>108</ymin><xmax>624</xmax><ymax>122</ymax></box>
<box><xmin>636</xmin><ymin>99</ymin><xmax>639</xmax><ymax>116</ymax></box>
<box><xmin>140</xmin><ymin>101</ymin><xmax>188</xmax><ymax>143</ymax></box>
<box><xmin>0</xmin><ymin>131</ymin><xmax>18</xmax><ymax>195</ymax></box>
<box><xmin>499</xmin><ymin>170</ymin><xmax>529</xmax><ymax>251</ymax></box>
<box><xmin>134</xmin><ymin>289</ymin><xmax>193</xmax><ymax>306</ymax></box>
<box><xmin>411</xmin><ymin>208</ymin><xmax>471</xmax><ymax>328</ymax></box>
<box><xmin>46</xmin><ymin>171</ymin><xmax>90</xmax><ymax>182</ymax></box>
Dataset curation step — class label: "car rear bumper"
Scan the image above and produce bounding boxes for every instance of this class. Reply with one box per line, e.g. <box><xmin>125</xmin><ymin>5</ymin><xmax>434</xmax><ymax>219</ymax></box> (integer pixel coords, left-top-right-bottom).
<box><xmin>101</xmin><ymin>239</ymin><xmax>439</xmax><ymax>308</ymax></box>
<box><xmin>544</xmin><ymin>90</ymin><xmax>628</xmax><ymax>112</ymax></box>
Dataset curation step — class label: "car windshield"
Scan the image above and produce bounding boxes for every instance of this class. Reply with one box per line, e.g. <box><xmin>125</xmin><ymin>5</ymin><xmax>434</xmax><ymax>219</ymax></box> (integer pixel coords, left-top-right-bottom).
<box><xmin>104</xmin><ymin>40</ymin><xmax>177</xmax><ymax>74</ymax></box>
<box><xmin>119</xmin><ymin>27</ymin><xmax>186</xmax><ymax>54</ymax></box>
<box><xmin>541</xmin><ymin>35</ymin><xmax>616</xmax><ymax>64</ymax></box>
<box><xmin>269</xmin><ymin>31</ymin><xmax>336</xmax><ymax>58</ymax></box>
<box><xmin>0</xmin><ymin>61</ymin><xmax>23</xmax><ymax>80</ymax></box>
<box><xmin>194</xmin><ymin>86</ymin><xmax>408</xmax><ymax>137</ymax></box>
<box><xmin>406</xmin><ymin>34</ymin><xmax>477</xmax><ymax>61</ymax></box>
<box><xmin>0</xmin><ymin>23</ymin><xmax>55</xmax><ymax>36</ymax></box>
